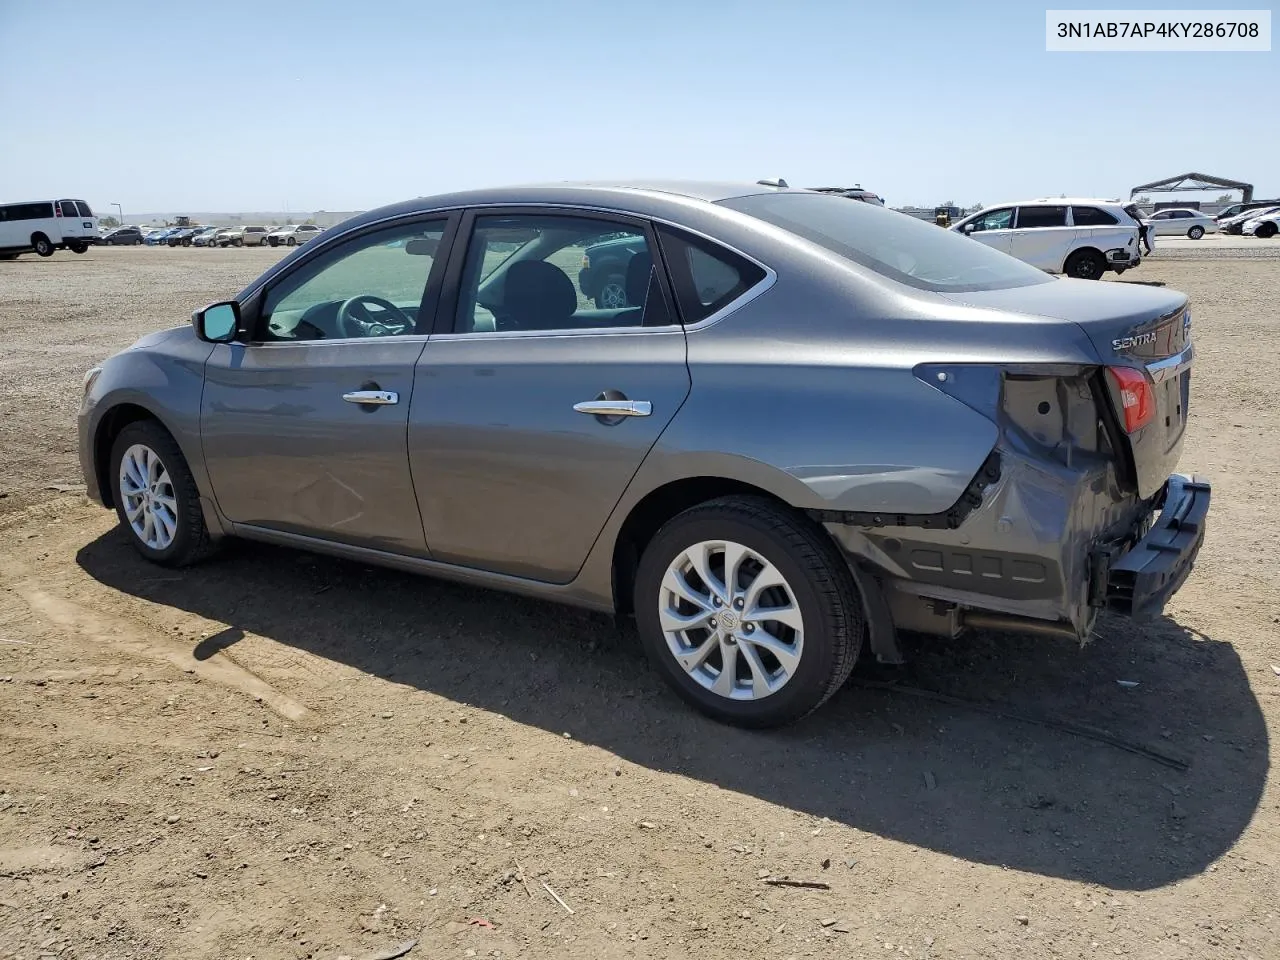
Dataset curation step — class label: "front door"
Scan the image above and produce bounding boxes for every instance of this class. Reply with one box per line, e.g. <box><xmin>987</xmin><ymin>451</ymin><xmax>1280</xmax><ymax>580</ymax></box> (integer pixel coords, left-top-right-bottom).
<box><xmin>962</xmin><ymin>206</ymin><xmax>1015</xmax><ymax>256</ymax></box>
<box><xmin>200</xmin><ymin>216</ymin><xmax>452</xmax><ymax>554</ymax></box>
<box><xmin>409</xmin><ymin>209</ymin><xmax>690</xmax><ymax>582</ymax></box>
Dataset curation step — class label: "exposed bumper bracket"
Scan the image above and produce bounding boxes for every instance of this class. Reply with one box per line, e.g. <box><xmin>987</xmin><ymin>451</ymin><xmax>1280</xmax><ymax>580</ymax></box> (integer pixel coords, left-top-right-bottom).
<box><xmin>1103</xmin><ymin>474</ymin><xmax>1210</xmax><ymax>620</ymax></box>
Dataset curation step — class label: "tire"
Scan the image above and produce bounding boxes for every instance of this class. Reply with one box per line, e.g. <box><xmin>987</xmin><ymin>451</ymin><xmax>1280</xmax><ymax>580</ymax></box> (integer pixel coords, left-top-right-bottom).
<box><xmin>1256</xmin><ymin>222</ymin><xmax>1278</xmax><ymax>239</ymax></box>
<box><xmin>1188</xmin><ymin>226</ymin><xmax>1204</xmax><ymax>240</ymax></box>
<box><xmin>68</xmin><ymin>240</ymin><xmax>87</xmax><ymax>254</ymax></box>
<box><xmin>182</xmin><ymin>239</ymin><xmax>192</xmax><ymax>247</ymax></box>
<box><xmin>1064</xmin><ymin>249</ymin><xmax>1105</xmax><ymax>280</ymax></box>
<box><xmin>109</xmin><ymin>420</ymin><xmax>216</xmax><ymax>567</ymax></box>
<box><xmin>135</xmin><ymin>238</ymin><xmax>143</xmax><ymax>245</ymax></box>
<box><xmin>31</xmin><ymin>233</ymin><xmax>55</xmax><ymax>257</ymax></box>
<box><xmin>286</xmin><ymin>236</ymin><xmax>296</xmax><ymax>246</ymax></box>
<box><xmin>233</xmin><ymin>238</ymin><xmax>242</xmax><ymax>247</ymax></box>
<box><xmin>633</xmin><ymin>495</ymin><xmax>864</xmax><ymax>728</ymax></box>
<box><xmin>593</xmin><ymin>272</ymin><xmax>628</xmax><ymax>309</ymax></box>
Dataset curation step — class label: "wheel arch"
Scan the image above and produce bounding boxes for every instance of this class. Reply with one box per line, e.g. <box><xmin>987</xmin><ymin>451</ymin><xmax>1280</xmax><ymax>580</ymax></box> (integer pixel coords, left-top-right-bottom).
<box><xmin>610</xmin><ymin>476</ymin><xmax>803</xmax><ymax>616</ymax></box>
<box><xmin>92</xmin><ymin>402</ymin><xmax>178</xmax><ymax>509</ymax></box>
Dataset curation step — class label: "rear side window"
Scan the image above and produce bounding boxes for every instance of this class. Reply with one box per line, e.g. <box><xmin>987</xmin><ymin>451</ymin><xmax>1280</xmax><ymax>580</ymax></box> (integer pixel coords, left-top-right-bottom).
<box><xmin>657</xmin><ymin>227</ymin><xmax>766</xmax><ymax>324</ymax></box>
<box><xmin>0</xmin><ymin>202</ymin><xmax>55</xmax><ymax>221</ymax></box>
<box><xmin>1071</xmin><ymin>206</ymin><xmax>1118</xmax><ymax>226</ymax></box>
<box><xmin>1016</xmin><ymin>206</ymin><xmax>1067</xmax><ymax>228</ymax></box>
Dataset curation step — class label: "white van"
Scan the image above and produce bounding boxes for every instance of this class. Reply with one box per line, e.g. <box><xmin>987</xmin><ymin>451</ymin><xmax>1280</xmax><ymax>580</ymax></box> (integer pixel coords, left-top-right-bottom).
<box><xmin>950</xmin><ymin>199</ymin><xmax>1143</xmax><ymax>280</ymax></box>
<box><xmin>0</xmin><ymin>199</ymin><xmax>100</xmax><ymax>259</ymax></box>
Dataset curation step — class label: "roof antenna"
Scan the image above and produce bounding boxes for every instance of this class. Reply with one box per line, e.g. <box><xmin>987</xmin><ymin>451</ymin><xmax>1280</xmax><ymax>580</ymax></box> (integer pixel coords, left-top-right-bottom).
<box><xmin>757</xmin><ymin>177</ymin><xmax>789</xmax><ymax>188</ymax></box>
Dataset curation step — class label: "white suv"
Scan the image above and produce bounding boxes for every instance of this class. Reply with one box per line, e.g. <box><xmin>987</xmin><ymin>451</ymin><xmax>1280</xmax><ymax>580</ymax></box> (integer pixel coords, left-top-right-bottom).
<box><xmin>951</xmin><ymin>199</ymin><xmax>1142</xmax><ymax>280</ymax></box>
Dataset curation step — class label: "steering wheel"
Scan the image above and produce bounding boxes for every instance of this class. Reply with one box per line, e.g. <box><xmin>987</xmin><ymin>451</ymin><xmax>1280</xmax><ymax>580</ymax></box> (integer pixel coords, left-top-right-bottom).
<box><xmin>336</xmin><ymin>295</ymin><xmax>413</xmax><ymax>338</ymax></box>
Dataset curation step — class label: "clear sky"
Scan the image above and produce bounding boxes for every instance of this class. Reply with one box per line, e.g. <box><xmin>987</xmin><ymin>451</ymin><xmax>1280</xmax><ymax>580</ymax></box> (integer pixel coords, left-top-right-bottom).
<box><xmin>1</xmin><ymin>0</ymin><xmax>1275</xmax><ymax>215</ymax></box>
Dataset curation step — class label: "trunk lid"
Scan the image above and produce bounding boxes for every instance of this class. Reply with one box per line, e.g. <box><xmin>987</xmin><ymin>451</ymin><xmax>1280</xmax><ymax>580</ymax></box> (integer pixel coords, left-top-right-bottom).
<box><xmin>940</xmin><ymin>279</ymin><xmax>1192</xmax><ymax>500</ymax></box>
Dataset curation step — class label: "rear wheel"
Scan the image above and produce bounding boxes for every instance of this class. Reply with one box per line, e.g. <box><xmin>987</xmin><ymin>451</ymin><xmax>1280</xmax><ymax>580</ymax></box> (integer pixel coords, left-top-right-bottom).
<box><xmin>1187</xmin><ymin>226</ymin><xmax>1204</xmax><ymax>240</ymax></box>
<box><xmin>1064</xmin><ymin>249</ymin><xmax>1105</xmax><ymax>280</ymax></box>
<box><xmin>134</xmin><ymin>238</ymin><xmax>143</xmax><ymax>245</ymax></box>
<box><xmin>633</xmin><ymin>496</ymin><xmax>863</xmax><ymax>728</ymax></box>
<box><xmin>1256</xmin><ymin>222</ymin><xmax>1278</xmax><ymax>239</ymax></box>
<box><xmin>67</xmin><ymin>240</ymin><xmax>88</xmax><ymax>254</ymax></box>
<box><xmin>594</xmin><ymin>272</ymin><xmax>628</xmax><ymax>309</ymax></box>
<box><xmin>31</xmin><ymin>234</ymin><xmax>54</xmax><ymax>257</ymax></box>
<box><xmin>109</xmin><ymin>420</ymin><xmax>215</xmax><ymax>567</ymax></box>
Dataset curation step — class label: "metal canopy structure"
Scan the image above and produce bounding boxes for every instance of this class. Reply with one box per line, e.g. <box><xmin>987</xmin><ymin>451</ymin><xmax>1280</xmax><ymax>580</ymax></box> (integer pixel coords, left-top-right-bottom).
<box><xmin>1130</xmin><ymin>172</ymin><xmax>1254</xmax><ymax>202</ymax></box>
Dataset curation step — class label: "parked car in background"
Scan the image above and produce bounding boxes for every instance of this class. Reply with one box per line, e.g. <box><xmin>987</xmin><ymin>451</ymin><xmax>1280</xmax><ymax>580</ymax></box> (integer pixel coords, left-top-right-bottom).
<box><xmin>578</xmin><ymin>234</ymin><xmax>648</xmax><ymax>308</ymax></box>
<box><xmin>191</xmin><ymin>227</ymin><xmax>221</xmax><ymax>247</ymax></box>
<box><xmin>166</xmin><ymin>228</ymin><xmax>200</xmax><ymax>247</ymax></box>
<box><xmin>216</xmin><ymin>227</ymin><xmax>245</xmax><ymax>247</ymax></box>
<box><xmin>266</xmin><ymin>224</ymin><xmax>323</xmax><ymax>247</ymax></box>
<box><xmin>101</xmin><ymin>226</ymin><xmax>145</xmax><ymax>246</ymax></box>
<box><xmin>951</xmin><ymin>199</ymin><xmax>1142</xmax><ymax>279</ymax></box>
<box><xmin>77</xmin><ymin>180</ymin><xmax>1209</xmax><ymax>728</ymax></box>
<box><xmin>237</xmin><ymin>225</ymin><xmax>269</xmax><ymax>246</ymax></box>
<box><xmin>1144</xmin><ymin>208</ymin><xmax>1218</xmax><ymax>239</ymax></box>
<box><xmin>0</xmin><ymin>198</ymin><xmax>99</xmax><ymax>258</ymax></box>
<box><xmin>145</xmin><ymin>228</ymin><xmax>174</xmax><ymax>245</ymax></box>
<box><xmin>1220</xmin><ymin>204</ymin><xmax>1280</xmax><ymax>235</ymax></box>
<box><xmin>1215</xmin><ymin>199</ymin><xmax>1280</xmax><ymax>222</ymax></box>
<box><xmin>1241</xmin><ymin>209</ymin><xmax>1280</xmax><ymax>239</ymax></box>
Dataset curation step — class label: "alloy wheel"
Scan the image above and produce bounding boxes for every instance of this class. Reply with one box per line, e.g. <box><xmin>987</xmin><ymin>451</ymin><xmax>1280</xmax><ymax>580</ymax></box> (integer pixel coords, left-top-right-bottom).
<box><xmin>118</xmin><ymin>443</ymin><xmax>178</xmax><ymax>550</ymax></box>
<box><xmin>658</xmin><ymin>539</ymin><xmax>804</xmax><ymax>701</ymax></box>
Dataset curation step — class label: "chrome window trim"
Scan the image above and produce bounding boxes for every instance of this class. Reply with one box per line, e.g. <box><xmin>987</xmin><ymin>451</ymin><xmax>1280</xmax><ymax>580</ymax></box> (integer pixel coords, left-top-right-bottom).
<box><xmin>238</xmin><ymin>201</ymin><xmax>777</xmax><ymax>340</ymax></box>
<box><xmin>1146</xmin><ymin>342</ymin><xmax>1194</xmax><ymax>384</ymax></box>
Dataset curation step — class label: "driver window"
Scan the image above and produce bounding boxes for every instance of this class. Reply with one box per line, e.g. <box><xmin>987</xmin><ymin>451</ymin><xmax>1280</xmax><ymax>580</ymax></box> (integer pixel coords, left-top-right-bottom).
<box><xmin>259</xmin><ymin>219</ymin><xmax>446</xmax><ymax>341</ymax></box>
<box><xmin>969</xmin><ymin>208</ymin><xmax>1013</xmax><ymax>232</ymax></box>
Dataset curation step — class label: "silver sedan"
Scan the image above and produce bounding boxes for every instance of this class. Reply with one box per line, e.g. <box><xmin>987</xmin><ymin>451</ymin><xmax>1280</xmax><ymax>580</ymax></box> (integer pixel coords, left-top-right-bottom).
<box><xmin>79</xmin><ymin>181</ymin><xmax>1209</xmax><ymax>727</ymax></box>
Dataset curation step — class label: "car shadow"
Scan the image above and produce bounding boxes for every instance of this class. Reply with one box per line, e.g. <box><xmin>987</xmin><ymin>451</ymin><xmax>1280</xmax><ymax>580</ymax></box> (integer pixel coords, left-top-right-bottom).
<box><xmin>76</xmin><ymin>530</ymin><xmax>1268</xmax><ymax>891</ymax></box>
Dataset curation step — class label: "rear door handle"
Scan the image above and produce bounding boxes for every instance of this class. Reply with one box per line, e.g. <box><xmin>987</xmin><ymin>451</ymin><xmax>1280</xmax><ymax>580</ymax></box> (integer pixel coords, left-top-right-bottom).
<box><xmin>342</xmin><ymin>390</ymin><xmax>398</xmax><ymax>405</ymax></box>
<box><xmin>573</xmin><ymin>399</ymin><xmax>652</xmax><ymax>417</ymax></box>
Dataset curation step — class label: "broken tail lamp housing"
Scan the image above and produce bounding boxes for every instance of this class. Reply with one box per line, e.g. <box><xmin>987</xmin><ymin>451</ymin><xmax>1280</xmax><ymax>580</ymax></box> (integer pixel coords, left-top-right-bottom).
<box><xmin>1106</xmin><ymin>366</ymin><xmax>1155</xmax><ymax>433</ymax></box>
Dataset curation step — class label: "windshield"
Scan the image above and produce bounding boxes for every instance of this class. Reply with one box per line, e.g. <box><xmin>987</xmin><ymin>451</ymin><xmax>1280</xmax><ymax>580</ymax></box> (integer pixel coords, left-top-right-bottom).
<box><xmin>721</xmin><ymin>192</ymin><xmax>1052</xmax><ymax>293</ymax></box>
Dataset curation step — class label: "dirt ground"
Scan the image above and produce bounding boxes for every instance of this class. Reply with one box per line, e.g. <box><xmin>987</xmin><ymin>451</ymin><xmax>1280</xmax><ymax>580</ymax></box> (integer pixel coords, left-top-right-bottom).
<box><xmin>1</xmin><ymin>245</ymin><xmax>1277</xmax><ymax>960</ymax></box>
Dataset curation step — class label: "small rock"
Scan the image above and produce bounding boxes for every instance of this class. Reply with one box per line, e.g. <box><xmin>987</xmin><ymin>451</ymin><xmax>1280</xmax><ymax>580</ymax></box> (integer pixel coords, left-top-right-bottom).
<box><xmin>820</xmin><ymin>918</ymin><xmax>838</xmax><ymax>927</ymax></box>
<box><xmin>614</xmin><ymin>767</ymin><xmax>622</xmax><ymax>776</ymax></box>
<box><xmin>1170</xmin><ymin>801</ymin><xmax>1186</xmax><ymax>819</ymax></box>
<box><xmin>563</xmin><ymin>732</ymin><xmax>572</xmax><ymax>739</ymax></box>
<box><xmin>568</xmin><ymin>788</ymin><xmax>578</xmax><ymax>797</ymax></box>
<box><xmin>924</xmin><ymin>935</ymin><xmax>936</xmax><ymax>947</ymax></box>
<box><xmin>1015</xmin><ymin>915</ymin><xmax>1029</xmax><ymax>925</ymax></box>
<box><xmin>740</xmin><ymin>910</ymin><xmax>751</xmax><ymax>919</ymax></box>
<box><xmin>821</xmin><ymin>858</ymin><xmax>831</xmax><ymax>870</ymax></box>
<box><xmin>833</xmin><ymin>924</ymin><xmax>850</xmax><ymax>934</ymax></box>
<box><xmin>757</xmin><ymin>869</ymin><xmax>771</xmax><ymax>879</ymax></box>
<box><xmin>923</xmin><ymin>771</ymin><xmax>937</xmax><ymax>790</ymax></box>
<box><xmin>845</xmin><ymin>858</ymin><xmax>858</xmax><ymax>870</ymax></box>
<box><xmin>164</xmin><ymin>815</ymin><xmax>180</xmax><ymax>824</ymax></box>
<box><xmin>1116</xmin><ymin>680</ymin><xmax>1140</xmax><ymax>688</ymax></box>
<box><xmin>1271</xmin><ymin>664</ymin><xmax>1280</xmax><ymax>677</ymax></box>
<box><xmin>380</xmin><ymin>713</ymin><xmax>393</xmax><ymax>719</ymax></box>
<box><xmin>638</xmin><ymin>821</ymin><xmax>656</xmax><ymax>830</ymax></box>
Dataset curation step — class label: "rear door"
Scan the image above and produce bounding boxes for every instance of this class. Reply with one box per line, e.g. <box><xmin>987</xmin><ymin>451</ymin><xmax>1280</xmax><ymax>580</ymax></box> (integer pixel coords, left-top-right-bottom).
<box><xmin>1008</xmin><ymin>205</ymin><xmax>1072</xmax><ymax>270</ymax></box>
<box><xmin>408</xmin><ymin>208</ymin><xmax>690</xmax><ymax>582</ymax></box>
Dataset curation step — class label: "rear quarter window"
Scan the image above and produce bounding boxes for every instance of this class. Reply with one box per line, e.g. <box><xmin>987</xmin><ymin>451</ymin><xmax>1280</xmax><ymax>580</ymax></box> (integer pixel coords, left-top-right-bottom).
<box><xmin>656</xmin><ymin>227</ymin><xmax>766</xmax><ymax>323</ymax></box>
<box><xmin>1071</xmin><ymin>206</ymin><xmax>1118</xmax><ymax>226</ymax></box>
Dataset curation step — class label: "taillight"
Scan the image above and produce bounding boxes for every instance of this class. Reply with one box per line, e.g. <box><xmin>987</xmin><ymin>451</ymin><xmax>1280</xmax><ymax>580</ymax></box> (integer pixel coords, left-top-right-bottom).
<box><xmin>581</xmin><ymin>254</ymin><xmax>591</xmax><ymax>270</ymax></box>
<box><xmin>1106</xmin><ymin>366</ymin><xmax>1155</xmax><ymax>433</ymax></box>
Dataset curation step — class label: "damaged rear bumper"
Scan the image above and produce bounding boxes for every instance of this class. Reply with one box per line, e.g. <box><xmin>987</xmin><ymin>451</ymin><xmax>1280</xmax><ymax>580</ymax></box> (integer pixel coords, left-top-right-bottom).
<box><xmin>1095</xmin><ymin>474</ymin><xmax>1210</xmax><ymax>619</ymax></box>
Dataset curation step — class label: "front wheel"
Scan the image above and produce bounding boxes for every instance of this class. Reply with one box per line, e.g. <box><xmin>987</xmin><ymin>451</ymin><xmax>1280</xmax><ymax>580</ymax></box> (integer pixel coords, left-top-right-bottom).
<box><xmin>109</xmin><ymin>420</ymin><xmax>215</xmax><ymax>567</ymax></box>
<box><xmin>1188</xmin><ymin>226</ymin><xmax>1204</xmax><ymax>240</ymax></box>
<box><xmin>1064</xmin><ymin>249</ymin><xmax>1105</xmax><ymax>280</ymax></box>
<box><xmin>633</xmin><ymin>496</ymin><xmax>863</xmax><ymax>728</ymax></box>
<box><xmin>286</xmin><ymin>237</ymin><xmax>296</xmax><ymax>246</ymax></box>
<box><xmin>32</xmin><ymin>234</ymin><xmax>55</xmax><ymax>257</ymax></box>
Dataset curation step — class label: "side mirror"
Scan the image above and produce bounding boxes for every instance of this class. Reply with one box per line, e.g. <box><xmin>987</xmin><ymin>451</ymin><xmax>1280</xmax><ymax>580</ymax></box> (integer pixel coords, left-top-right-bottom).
<box><xmin>193</xmin><ymin>301</ymin><xmax>240</xmax><ymax>343</ymax></box>
<box><xmin>962</xmin><ymin>222</ymin><xmax>976</xmax><ymax>233</ymax></box>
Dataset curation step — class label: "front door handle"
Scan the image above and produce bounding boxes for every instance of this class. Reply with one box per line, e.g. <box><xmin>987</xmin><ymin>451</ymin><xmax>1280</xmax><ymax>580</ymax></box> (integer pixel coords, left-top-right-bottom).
<box><xmin>573</xmin><ymin>399</ymin><xmax>652</xmax><ymax>418</ymax></box>
<box><xmin>342</xmin><ymin>390</ymin><xmax>398</xmax><ymax>405</ymax></box>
